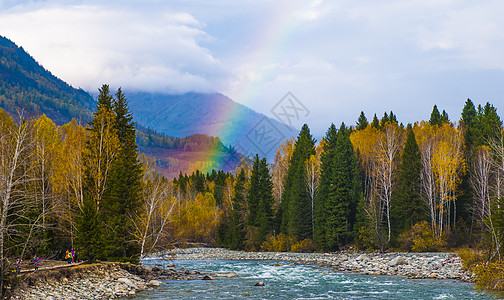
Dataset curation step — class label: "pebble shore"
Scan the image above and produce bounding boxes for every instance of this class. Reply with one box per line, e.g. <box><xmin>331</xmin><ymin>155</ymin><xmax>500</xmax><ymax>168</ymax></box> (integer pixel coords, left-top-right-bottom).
<box><xmin>11</xmin><ymin>248</ymin><xmax>473</xmax><ymax>299</ymax></box>
<box><xmin>159</xmin><ymin>247</ymin><xmax>473</xmax><ymax>281</ymax></box>
<box><xmin>10</xmin><ymin>262</ymin><xmax>190</xmax><ymax>300</ymax></box>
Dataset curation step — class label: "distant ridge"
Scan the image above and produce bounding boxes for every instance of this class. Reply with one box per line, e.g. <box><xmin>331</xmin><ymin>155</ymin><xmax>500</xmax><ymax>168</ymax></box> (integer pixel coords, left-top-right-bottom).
<box><xmin>127</xmin><ymin>91</ymin><xmax>298</xmax><ymax>160</ymax></box>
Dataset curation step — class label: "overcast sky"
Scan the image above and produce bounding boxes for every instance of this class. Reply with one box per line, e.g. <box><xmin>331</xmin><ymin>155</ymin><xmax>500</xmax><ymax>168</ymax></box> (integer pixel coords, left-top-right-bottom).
<box><xmin>1</xmin><ymin>0</ymin><xmax>504</xmax><ymax>135</ymax></box>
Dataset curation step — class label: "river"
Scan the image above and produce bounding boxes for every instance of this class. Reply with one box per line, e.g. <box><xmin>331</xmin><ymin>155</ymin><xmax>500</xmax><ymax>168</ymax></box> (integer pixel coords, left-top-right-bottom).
<box><xmin>133</xmin><ymin>258</ymin><xmax>491</xmax><ymax>299</ymax></box>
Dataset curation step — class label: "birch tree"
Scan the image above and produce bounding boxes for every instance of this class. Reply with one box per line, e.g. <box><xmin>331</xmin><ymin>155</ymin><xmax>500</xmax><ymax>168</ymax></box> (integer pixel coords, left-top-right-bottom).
<box><xmin>0</xmin><ymin>110</ymin><xmax>45</xmax><ymax>294</ymax></box>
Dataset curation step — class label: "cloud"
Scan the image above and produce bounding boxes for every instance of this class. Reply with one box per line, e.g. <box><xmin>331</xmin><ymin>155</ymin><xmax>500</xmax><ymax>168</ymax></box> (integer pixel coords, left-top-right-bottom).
<box><xmin>0</xmin><ymin>2</ymin><xmax>226</xmax><ymax>93</ymax></box>
<box><xmin>1</xmin><ymin>0</ymin><xmax>504</xmax><ymax>134</ymax></box>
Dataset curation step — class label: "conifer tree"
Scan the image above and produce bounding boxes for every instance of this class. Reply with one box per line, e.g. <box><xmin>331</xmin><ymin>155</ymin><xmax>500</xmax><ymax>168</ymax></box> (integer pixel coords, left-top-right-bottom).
<box><xmin>314</xmin><ymin>124</ymin><xmax>337</xmax><ymax>247</ymax></box>
<box><xmin>247</xmin><ymin>155</ymin><xmax>261</xmax><ymax>227</ymax></box>
<box><xmin>78</xmin><ymin>84</ymin><xmax>118</xmax><ymax>260</ymax></box>
<box><xmin>247</xmin><ymin>155</ymin><xmax>274</xmax><ymax>244</ymax></box>
<box><xmin>441</xmin><ymin>110</ymin><xmax>449</xmax><ymax>123</ymax></box>
<box><xmin>356</xmin><ymin>111</ymin><xmax>368</xmax><ymax>130</ymax></box>
<box><xmin>280</xmin><ymin>124</ymin><xmax>316</xmax><ymax>240</ymax></box>
<box><xmin>230</xmin><ymin>169</ymin><xmax>247</xmax><ymax>250</ymax></box>
<box><xmin>380</xmin><ymin>112</ymin><xmax>390</xmax><ymax>128</ymax></box>
<box><xmin>429</xmin><ymin>105</ymin><xmax>442</xmax><ymax>126</ymax></box>
<box><xmin>325</xmin><ymin>123</ymin><xmax>360</xmax><ymax>250</ymax></box>
<box><xmin>391</xmin><ymin>124</ymin><xmax>423</xmax><ymax>242</ymax></box>
<box><xmin>102</xmin><ymin>88</ymin><xmax>142</xmax><ymax>261</ymax></box>
<box><xmin>371</xmin><ymin>114</ymin><xmax>380</xmax><ymax>129</ymax></box>
<box><xmin>389</xmin><ymin>111</ymin><xmax>398</xmax><ymax>124</ymax></box>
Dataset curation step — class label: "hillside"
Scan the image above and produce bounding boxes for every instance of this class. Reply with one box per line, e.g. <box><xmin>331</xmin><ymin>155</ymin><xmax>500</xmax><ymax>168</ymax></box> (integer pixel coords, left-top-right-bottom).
<box><xmin>127</xmin><ymin>91</ymin><xmax>297</xmax><ymax>160</ymax></box>
<box><xmin>0</xmin><ymin>36</ymin><xmax>243</xmax><ymax>175</ymax></box>
<box><xmin>0</xmin><ymin>35</ymin><xmax>94</xmax><ymax>124</ymax></box>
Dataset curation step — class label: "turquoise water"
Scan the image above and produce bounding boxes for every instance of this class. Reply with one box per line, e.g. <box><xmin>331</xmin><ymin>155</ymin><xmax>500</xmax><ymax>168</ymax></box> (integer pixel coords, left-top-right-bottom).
<box><xmin>134</xmin><ymin>259</ymin><xmax>491</xmax><ymax>299</ymax></box>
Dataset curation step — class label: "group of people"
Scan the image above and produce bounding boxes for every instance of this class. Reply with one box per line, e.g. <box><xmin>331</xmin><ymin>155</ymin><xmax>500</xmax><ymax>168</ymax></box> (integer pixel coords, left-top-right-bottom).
<box><xmin>15</xmin><ymin>248</ymin><xmax>76</xmax><ymax>275</ymax></box>
<box><xmin>16</xmin><ymin>255</ymin><xmax>43</xmax><ymax>275</ymax></box>
<box><xmin>65</xmin><ymin>248</ymin><xmax>77</xmax><ymax>264</ymax></box>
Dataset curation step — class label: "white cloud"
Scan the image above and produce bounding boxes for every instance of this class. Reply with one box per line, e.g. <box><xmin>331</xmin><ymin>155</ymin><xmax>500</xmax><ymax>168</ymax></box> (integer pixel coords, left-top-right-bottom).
<box><xmin>1</xmin><ymin>0</ymin><xmax>504</xmax><ymax>134</ymax></box>
<box><xmin>0</xmin><ymin>2</ymin><xmax>226</xmax><ymax>93</ymax></box>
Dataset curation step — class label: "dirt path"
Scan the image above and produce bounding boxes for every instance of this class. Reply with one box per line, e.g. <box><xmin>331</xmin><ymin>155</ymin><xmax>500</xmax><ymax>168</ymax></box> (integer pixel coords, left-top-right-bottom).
<box><xmin>19</xmin><ymin>261</ymin><xmax>84</xmax><ymax>274</ymax></box>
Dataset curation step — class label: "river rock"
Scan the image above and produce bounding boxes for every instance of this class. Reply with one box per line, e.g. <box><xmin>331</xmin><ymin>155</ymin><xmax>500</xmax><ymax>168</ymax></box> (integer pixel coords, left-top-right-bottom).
<box><xmin>212</xmin><ymin>272</ymin><xmax>239</xmax><ymax>278</ymax></box>
<box><xmin>389</xmin><ymin>256</ymin><xmax>407</xmax><ymax>266</ymax></box>
<box><xmin>147</xmin><ymin>280</ymin><xmax>164</xmax><ymax>286</ymax></box>
<box><xmin>202</xmin><ymin>275</ymin><xmax>214</xmax><ymax>280</ymax></box>
<box><xmin>117</xmin><ymin>277</ymin><xmax>136</xmax><ymax>288</ymax></box>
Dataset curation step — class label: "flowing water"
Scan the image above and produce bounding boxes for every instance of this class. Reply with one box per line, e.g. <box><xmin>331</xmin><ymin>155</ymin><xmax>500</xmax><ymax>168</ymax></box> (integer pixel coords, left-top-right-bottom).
<box><xmin>133</xmin><ymin>259</ymin><xmax>491</xmax><ymax>299</ymax></box>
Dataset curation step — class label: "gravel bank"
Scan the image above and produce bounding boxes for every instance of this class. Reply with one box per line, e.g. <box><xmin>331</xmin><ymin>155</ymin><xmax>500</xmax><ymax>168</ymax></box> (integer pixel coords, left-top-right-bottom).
<box><xmin>157</xmin><ymin>248</ymin><xmax>473</xmax><ymax>281</ymax></box>
<box><xmin>9</xmin><ymin>262</ymin><xmax>196</xmax><ymax>300</ymax></box>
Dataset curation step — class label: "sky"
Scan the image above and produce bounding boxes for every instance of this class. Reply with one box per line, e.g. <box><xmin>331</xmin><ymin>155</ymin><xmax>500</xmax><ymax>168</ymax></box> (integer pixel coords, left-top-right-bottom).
<box><xmin>1</xmin><ymin>0</ymin><xmax>504</xmax><ymax>135</ymax></box>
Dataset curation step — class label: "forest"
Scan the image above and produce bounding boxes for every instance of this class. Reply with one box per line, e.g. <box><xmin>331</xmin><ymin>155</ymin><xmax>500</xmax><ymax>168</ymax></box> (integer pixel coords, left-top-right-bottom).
<box><xmin>1</xmin><ymin>85</ymin><xmax>503</xmax><ymax>293</ymax></box>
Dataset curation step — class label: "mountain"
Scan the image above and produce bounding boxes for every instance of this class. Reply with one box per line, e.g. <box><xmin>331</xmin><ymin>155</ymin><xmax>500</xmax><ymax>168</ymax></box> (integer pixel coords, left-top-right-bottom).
<box><xmin>0</xmin><ymin>35</ymin><xmax>290</xmax><ymax>175</ymax></box>
<box><xmin>0</xmin><ymin>35</ymin><xmax>94</xmax><ymax>124</ymax></box>
<box><xmin>127</xmin><ymin>91</ymin><xmax>298</xmax><ymax>160</ymax></box>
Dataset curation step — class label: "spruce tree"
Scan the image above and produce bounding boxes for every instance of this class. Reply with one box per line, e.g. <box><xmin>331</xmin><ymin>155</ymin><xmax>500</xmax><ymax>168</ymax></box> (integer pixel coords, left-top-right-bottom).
<box><xmin>280</xmin><ymin>124</ymin><xmax>316</xmax><ymax>240</ymax></box>
<box><xmin>257</xmin><ymin>157</ymin><xmax>274</xmax><ymax>242</ymax></box>
<box><xmin>230</xmin><ymin>169</ymin><xmax>247</xmax><ymax>250</ymax></box>
<box><xmin>429</xmin><ymin>105</ymin><xmax>442</xmax><ymax>126</ymax></box>
<box><xmin>441</xmin><ymin>110</ymin><xmax>449</xmax><ymax>123</ymax></box>
<box><xmin>371</xmin><ymin>114</ymin><xmax>380</xmax><ymax>129</ymax></box>
<box><xmin>247</xmin><ymin>155</ymin><xmax>274</xmax><ymax>244</ymax></box>
<box><xmin>391</xmin><ymin>124</ymin><xmax>423</xmax><ymax>242</ymax></box>
<box><xmin>77</xmin><ymin>84</ymin><xmax>117</xmax><ymax>260</ymax></box>
<box><xmin>356</xmin><ymin>111</ymin><xmax>368</xmax><ymax>130</ymax></box>
<box><xmin>314</xmin><ymin>124</ymin><xmax>337</xmax><ymax>248</ymax></box>
<box><xmin>102</xmin><ymin>88</ymin><xmax>142</xmax><ymax>261</ymax></box>
<box><xmin>247</xmin><ymin>155</ymin><xmax>262</xmax><ymax>227</ymax></box>
<box><xmin>380</xmin><ymin>112</ymin><xmax>390</xmax><ymax>128</ymax></box>
<box><xmin>324</xmin><ymin>123</ymin><xmax>360</xmax><ymax>250</ymax></box>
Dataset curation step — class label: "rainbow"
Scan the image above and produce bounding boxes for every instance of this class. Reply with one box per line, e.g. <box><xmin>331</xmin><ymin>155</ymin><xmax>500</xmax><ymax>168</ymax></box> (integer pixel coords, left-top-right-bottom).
<box><xmin>197</xmin><ymin>2</ymin><xmax>308</xmax><ymax>173</ymax></box>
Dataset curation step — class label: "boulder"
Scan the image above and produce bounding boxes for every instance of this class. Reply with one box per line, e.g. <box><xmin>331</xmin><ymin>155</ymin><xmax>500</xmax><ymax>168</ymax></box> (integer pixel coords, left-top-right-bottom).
<box><xmin>117</xmin><ymin>277</ymin><xmax>136</xmax><ymax>288</ymax></box>
<box><xmin>147</xmin><ymin>280</ymin><xmax>164</xmax><ymax>287</ymax></box>
<box><xmin>254</xmin><ymin>282</ymin><xmax>265</xmax><ymax>286</ymax></box>
<box><xmin>202</xmin><ymin>275</ymin><xmax>214</xmax><ymax>280</ymax></box>
<box><xmin>211</xmin><ymin>272</ymin><xmax>239</xmax><ymax>278</ymax></box>
<box><xmin>388</xmin><ymin>256</ymin><xmax>407</xmax><ymax>266</ymax></box>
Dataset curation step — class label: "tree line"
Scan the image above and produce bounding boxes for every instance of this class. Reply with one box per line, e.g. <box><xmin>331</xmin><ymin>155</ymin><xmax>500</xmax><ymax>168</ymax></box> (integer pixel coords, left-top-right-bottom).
<box><xmin>2</xmin><ymin>92</ymin><xmax>504</xmax><ymax>294</ymax></box>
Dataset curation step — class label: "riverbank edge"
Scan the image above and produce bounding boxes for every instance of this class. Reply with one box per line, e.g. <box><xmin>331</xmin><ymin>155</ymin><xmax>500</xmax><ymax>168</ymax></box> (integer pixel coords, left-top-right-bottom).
<box><xmin>8</xmin><ymin>261</ymin><xmax>195</xmax><ymax>300</ymax></box>
<box><xmin>154</xmin><ymin>247</ymin><xmax>474</xmax><ymax>282</ymax></box>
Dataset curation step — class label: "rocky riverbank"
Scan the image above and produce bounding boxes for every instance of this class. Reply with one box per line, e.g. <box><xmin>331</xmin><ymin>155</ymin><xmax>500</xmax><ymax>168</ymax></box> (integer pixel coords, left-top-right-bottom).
<box><xmin>156</xmin><ymin>248</ymin><xmax>473</xmax><ymax>281</ymax></box>
<box><xmin>9</xmin><ymin>262</ymin><xmax>196</xmax><ymax>300</ymax></box>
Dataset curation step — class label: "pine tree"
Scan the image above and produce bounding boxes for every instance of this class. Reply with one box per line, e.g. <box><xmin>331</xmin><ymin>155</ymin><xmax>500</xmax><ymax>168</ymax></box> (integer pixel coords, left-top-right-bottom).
<box><xmin>371</xmin><ymin>114</ymin><xmax>380</xmax><ymax>129</ymax></box>
<box><xmin>324</xmin><ymin>123</ymin><xmax>360</xmax><ymax>250</ymax></box>
<box><xmin>77</xmin><ymin>84</ymin><xmax>118</xmax><ymax>260</ymax></box>
<box><xmin>230</xmin><ymin>169</ymin><xmax>247</xmax><ymax>250</ymax></box>
<box><xmin>247</xmin><ymin>155</ymin><xmax>274</xmax><ymax>244</ymax></box>
<box><xmin>389</xmin><ymin>111</ymin><xmax>398</xmax><ymax>124</ymax></box>
<box><xmin>441</xmin><ymin>110</ymin><xmax>449</xmax><ymax>123</ymax></box>
<box><xmin>380</xmin><ymin>112</ymin><xmax>390</xmax><ymax>128</ymax></box>
<box><xmin>247</xmin><ymin>155</ymin><xmax>261</xmax><ymax>227</ymax></box>
<box><xmin>280</xmin><ymin>124</ymin><xmax>316</xmax><ymax>240</ymax></box>
<box><xmin>257</xmin><ymin>157</ymin><xmax>274</xmax><ymax>242</ymax></box>
<box><xmin>429</xmin><ymin>105</ymin><xmax>442</xmax><ymax>126</ymax></box>
<box><xmin>391</xmin><ymin>124</ymin><xmax>423</xmax><ymax>242</ymax></box>
<box><xmin>314</xmin><ymin>124</ymin><xmax>337</xmax><ymax>247</ymax></box>
<box><xmin>102</xmin><ymin>88</ymin><xmax>142</xmax><ymax>261</ymax></box>
<box><xmin>356</xmin><ymin>111</ymin><xmax>368</xmax><ymax>130</ymax></box>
